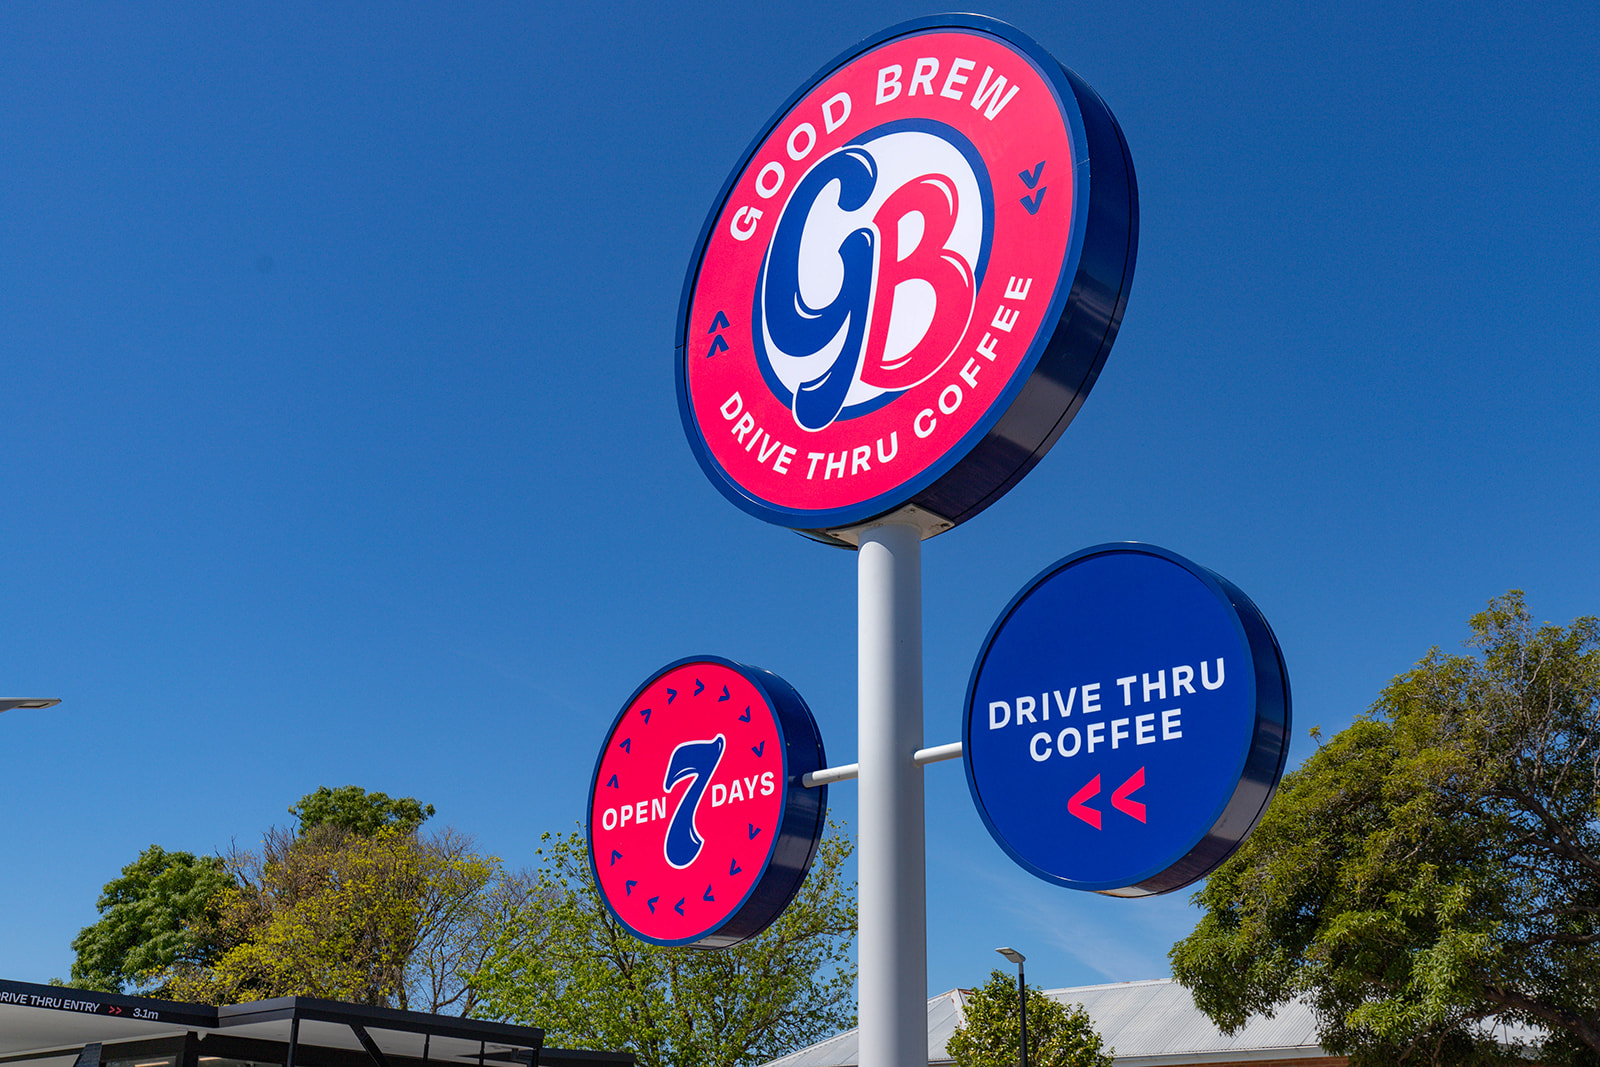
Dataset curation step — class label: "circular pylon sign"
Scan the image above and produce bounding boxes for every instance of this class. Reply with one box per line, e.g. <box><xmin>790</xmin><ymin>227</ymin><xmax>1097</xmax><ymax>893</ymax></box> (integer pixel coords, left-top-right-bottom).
<box><xmin>588</xmin><ymin>657</ymin><xmax>828</xmax><ymax>947</ymax></box>
<box><xmin>677</xmin><ymin>15</ymin><xmax>1138</xmax><ymax>544</ymax></box>
<box><xmin>964</xmin><ymin>544</ymin><xmax>1291</xmax><ymax>896</ymax></box>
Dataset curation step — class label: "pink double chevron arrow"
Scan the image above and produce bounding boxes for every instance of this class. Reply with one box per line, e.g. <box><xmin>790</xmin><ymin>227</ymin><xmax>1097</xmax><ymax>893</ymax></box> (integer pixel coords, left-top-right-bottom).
<box><xmin>1067</xmin><ymin>767</ymin><xmax>1148</xmax><ymax>828</ymax></box>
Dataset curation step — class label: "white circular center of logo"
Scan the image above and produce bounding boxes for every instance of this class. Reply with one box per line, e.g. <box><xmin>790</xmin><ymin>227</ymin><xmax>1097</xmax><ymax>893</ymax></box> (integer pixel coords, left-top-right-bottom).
<box><xmin>755</xmin><ymin>123</ymin><xmax>992</xmax><ymax>431</ymax></box>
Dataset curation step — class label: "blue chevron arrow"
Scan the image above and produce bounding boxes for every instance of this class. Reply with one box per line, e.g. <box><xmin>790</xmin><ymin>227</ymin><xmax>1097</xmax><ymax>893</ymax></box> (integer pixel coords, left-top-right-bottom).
<box><xmin>1021</xmin><ymin>188</ymin><xmax>1048</xmax><ymax>215</ymax></box>
<box><xmin>610</xmin><ymin>849</ymin><xmax>622</xmax><ymax>866</ymax></box>
<box><xmin>709</xmin><ymin>310</ymin><xmax>730</xmax><ymax>332</ymax></box>
<box><xmin>1019</xmin><ymin>161</ymin><xmax>1045</xmax><ymax>188</ymax></box>
<box><xmin>647</xmin><ymin>896</ymin><xmax>659</xmax><ymax>913</ymax></box>
<box><xmin>718</xmin><ymin>685</ymin><xmax>730</xmax><ymax>702</ymax></box>
<box><xmin>739</xmin><ymin>706</ymin><xmax>751</xmax><ymax>722</ymax></box>
<box><xmin>703</xmin><ymin>884</ymin><xmax>715</xmax><ymax>902</ymax></box>
<box><xmin>706</xmin><ymin>334</ymin><xmax>729</xmax><ymax>358</ymax></box>
<box><xmin>748</xmin><ymin>823</ymin><xmax>761</xmax><ymax>839</ymax></box>
<box><xmin>751</xmin><ymin>741</ymin><xmax>765</xmax><ymax>758</ymax></box>
<box><xmin>729</xmin><ymin>858</ymin><xmax>741</xmax><ymax>876</ymax></box>
<box><xmin>626</xmin><ymin>880</ymin><xmax>637</xmax><ymax>895</ymax></box>
<box><xmin>674</xmin><ymin>898</ymin><xmax>685</xmax><ymax>916</ymax></box>
<box><xmin>694</xmin><ymin>679</ymin><xmax>704</xmax><ymax>695</ymax></box>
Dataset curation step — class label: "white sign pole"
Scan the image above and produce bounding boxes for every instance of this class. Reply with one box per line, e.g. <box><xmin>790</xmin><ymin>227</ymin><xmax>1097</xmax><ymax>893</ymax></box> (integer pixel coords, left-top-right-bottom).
<box><xmin>857</xmin><ymin>521</ymin><xmax>928</xmax><ymax>1067</ymax></box>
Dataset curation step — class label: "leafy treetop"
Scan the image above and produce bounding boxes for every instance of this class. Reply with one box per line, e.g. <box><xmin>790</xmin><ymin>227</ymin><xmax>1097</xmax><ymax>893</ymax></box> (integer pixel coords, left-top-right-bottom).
<box><xmin>170</xmin><ymin>823</ymin><xmax>523</xmax><ymax>1014</ymax></box>
<box><xmin>946</xmin><ymin>969</ymin><xmax>1113</xmax><ymax>1067</ymax></box>
<box><xmin>68</xmin><ymin>845</ymin><xmax>234</xmax><ymax>996</ymax></box>
<box><xmin>290</xmin><ymin>785</ymin><xmax>435</xmax><ymax>836</ymax></box>
<box><xmin>68</xmin><ymin>785</ymin><xmax>510</xmax><ymax>1014</ymax></box>
<box><xmin>1171</xmin><ymin>592</ymin><xmax>1600</xmax><ymax>1067</ymax></box>
<box><xmin>471</xmin><ymin>825</ymin><xmax>857</xmax><ymax>1067</ymax></box>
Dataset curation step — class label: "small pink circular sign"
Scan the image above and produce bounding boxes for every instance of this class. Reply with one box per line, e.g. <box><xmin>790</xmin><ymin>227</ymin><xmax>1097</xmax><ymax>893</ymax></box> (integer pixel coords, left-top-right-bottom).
<box><xmin>588</xmin><ymin>658</ymin><xmax>827</xmax><ymax>947</ymax></box>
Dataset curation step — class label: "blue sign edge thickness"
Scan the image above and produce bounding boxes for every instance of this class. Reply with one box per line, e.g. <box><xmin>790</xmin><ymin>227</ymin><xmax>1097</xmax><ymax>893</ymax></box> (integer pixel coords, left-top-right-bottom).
<box><xmin>586</xmin><ymin>655</ymin><xmax>829</xmax><ymax>948</ymax></box>
<box><xmin>675</xmin><ymin>14</ymin><xmax>1138</xmax><ymax>540</ymax></box>
<box><xmin>962</xmin><ymin>543</ymin><xmax>1292</xmax><ymax>896</ymax></box>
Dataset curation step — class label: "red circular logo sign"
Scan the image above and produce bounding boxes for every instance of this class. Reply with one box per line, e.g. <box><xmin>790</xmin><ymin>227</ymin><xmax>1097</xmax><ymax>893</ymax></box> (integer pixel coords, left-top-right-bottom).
<box><xmin>677</xmin><ymin>16</ymin><xmax>1137</xmax><ymax>541</ymax></box>
<box><xmin>588</xmin><ymin>658</ymin><xmax>827</xmax><ymax>947</ymax></box>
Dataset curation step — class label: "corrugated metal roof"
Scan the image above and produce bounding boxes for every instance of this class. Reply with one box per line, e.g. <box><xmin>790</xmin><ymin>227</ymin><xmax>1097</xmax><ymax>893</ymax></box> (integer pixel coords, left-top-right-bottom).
<box><xmin>762</xmin><ymin>979</ymin><xmax>1329</xmax><ymax>1067</ymax></box>
<box><xmin>1060</xmin><ymin>979</ymin><xmax>1323</xmax><ymax>1063</ymax></box>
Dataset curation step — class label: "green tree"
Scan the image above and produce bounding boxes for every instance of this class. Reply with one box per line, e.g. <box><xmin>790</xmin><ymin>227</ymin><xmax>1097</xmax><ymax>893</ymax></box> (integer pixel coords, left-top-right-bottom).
<box><xmin>68</xmin><ymin>845</ymin><xmax>234</xmax><ymax>995</ymax></box>
<box><xmin>946</xmin><ymin>969</ymin><xmax>1113</xmax><ymax>1067</ymax></box>
<box><xmin>173</xmin><ymin>823</ymin><xmax>526</xmax><ymax>1013</ymax></box>
<box><xmin>471</xmin><ymin>825</ymin><xmax>857</xmax><ymax>1067</ymax></box>
<box><xmin>71</xmin><ymin>786</ymin><xmax>520</xmax><ymax>1014</ymax></box>
<box><xmin>290</xmin><ymin>784</ymin><xmax>435</xmax><ymax>835</ymax></box>
<box><xmin>1171</xmin><ymin>593</ymin><xmax>1600</xmax><ymax>1066</ymax></box>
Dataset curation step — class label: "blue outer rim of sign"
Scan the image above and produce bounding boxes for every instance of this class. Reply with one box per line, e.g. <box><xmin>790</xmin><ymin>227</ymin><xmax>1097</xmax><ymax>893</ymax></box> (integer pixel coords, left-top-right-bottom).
<box><xmin>962</xmin><ymin>543</ymin><xmax>1292</xmax><ymax>896</ymax></box>
<box><xmin>675</xmin><ymin>14</ymin><xmax>1138</xmax><ymax>541</ymax></box>
<box><xmin>586</xmin><ymin>655</ymin><xmax>829</xmax><ymax>948</ymax></box>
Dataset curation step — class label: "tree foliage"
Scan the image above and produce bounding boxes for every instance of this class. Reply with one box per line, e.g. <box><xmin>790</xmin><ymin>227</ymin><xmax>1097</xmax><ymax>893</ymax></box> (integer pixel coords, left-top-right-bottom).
<box><xmin>170</xmin><ymin>822</ymin><xmax>527</xmax><ymax>1014</ymax></box>
<box><xmin>68</xmin><ymin>845</ymin><xmax>234</xmax><ymax>995</ymax></box>
<box><xmin>1171</xmin><ymin>593</ymin><xmax>1600</xmax><ymax>1066</ymax></box>
<box><xmin>471</xmin><ymin>826</ymin><xmax>857</xmax><ymax>1067</ymax></box>
<box><xmin>74</xmin><ymin>787</ymin><xmax>522</xmax><ymax>1015</ymax></box>
<box><xmin>947</xmin><ymin>969</ymin><xmax>1113</xmax><ymax>1067</ymax></box>
<box><xmin>291</xmin><ymin>785</ymin><xmax>435</xmax><ymax>836</ymax></box>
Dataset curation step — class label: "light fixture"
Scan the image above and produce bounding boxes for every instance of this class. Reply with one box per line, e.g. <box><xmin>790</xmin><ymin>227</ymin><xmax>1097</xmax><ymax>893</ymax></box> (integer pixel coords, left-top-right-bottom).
<box><xmin>0</xmin><ymin>698</ymin><xmax>61</xmax><ymax>712</ymax></box>
<box><xmin>996</xmin><ymin>947</ymin><xmax>1028</xmax><ymax>1067</ymax></box>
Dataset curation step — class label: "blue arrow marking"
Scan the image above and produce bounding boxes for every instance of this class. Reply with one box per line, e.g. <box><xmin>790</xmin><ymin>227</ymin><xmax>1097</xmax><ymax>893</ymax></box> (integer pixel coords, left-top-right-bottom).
<box><xmin>729</xmin><ymin>858</ymin><xmax>741</xmax><ymax>876</ymax></box>
<box><xmin>748</xmin><ymin>823</ymin><xmax>761</xmax><ymax>839</ymax></box>
<box><xmin>640</xmin><ymin>708</ymin><xmax>651</xmax><ymax>724</ymax></box>
<box><xmin>606</xmin><ymin>774</ymin><xmax>619</xmax><ymax>789</ymax></box>
<box><xmin>718</xmin><ymin>685</ymin><xmax>730</xmax><ymax>702</ymax></box>
<box><xmin>674</xmin><ymin>898</ymin><xmax>685</xmax><ymax>916</ymax></box>
<box><xmin>706</xmin><ymin>334</ymin><xmax>729</xmax><ymax>358</ymax></box>
<box><xmin>709</xmin><ymin>310</ymin><xmax>730</xmax><ymax>332</ymax></box>
<box><xmin>667</xmin><ymin>688</ymin><xmax>677</xmax><ymax>703</ymax></box>
<box><xmin>739</xmin><ymin>706</ymin><xmax>751</xmax><ymax>722</ymax></box>
<box><xmin>1021</xmin><ymin>188</ymin><xmax>1048</xmax><ymax>215</ymax></box>
<box><xmin>647</xmin><ymin>896</ymin><xmax>659</xmax><ymax>913</ymax></box>
<box><xmin>626</xmin><ymin>880</ymin><xmax>637</xmax><ymax>895</ymax></box>
<box><xmin>703</xmin><ymin>884</ymin><xmax>715</xmax><ymax>902</ymax></box>
<box><xmin>1019</xmin><ymin>161</ymin><xmax>1045</xmax><ymax>188</ymax></box>
<box><xmin>694</xmin><ymin>679</ymin><xmax>704</xmax><ymax>695</ymax></box>
<box><xmin>610</xmin><ymin>850</ymin><xmax>622</xmax><ymax>866</ymax></box>
<box><xmin>619</xmin><ymin>737</ymin><xmax>631</xmax><ymax>752</ymax></box>
<box><xmin>751</xmin><ymin>741</ymin><xmax>765</xmax><ymax>758</ymax></box>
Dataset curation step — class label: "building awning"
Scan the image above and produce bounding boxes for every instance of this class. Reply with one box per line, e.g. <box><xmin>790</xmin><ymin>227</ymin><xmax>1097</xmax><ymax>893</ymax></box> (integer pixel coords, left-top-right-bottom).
<box><xmin>0</xmin><ymin>979</ymin><xmax>630</xmax><ymax>1067</ymax></box>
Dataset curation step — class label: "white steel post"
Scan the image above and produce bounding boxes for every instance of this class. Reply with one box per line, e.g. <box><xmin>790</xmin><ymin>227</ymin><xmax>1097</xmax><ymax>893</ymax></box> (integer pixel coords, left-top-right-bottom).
<box><xmin>857</xmin><ymin>522</ymin><xmax>927</xmax><ymax>1067</ymax></box>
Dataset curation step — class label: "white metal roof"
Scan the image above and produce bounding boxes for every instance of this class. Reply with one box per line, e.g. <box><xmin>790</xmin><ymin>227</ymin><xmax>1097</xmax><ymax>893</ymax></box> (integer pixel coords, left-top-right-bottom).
<box><xmin>763</xmin><ymin>978</ymin><xmax>1331</xmax><ymax>1067</ymax></box>
<box><xmin>1051</xmin><ymin>979</ymin><xmax>1326</xmax><ymax>1066</ymax></box>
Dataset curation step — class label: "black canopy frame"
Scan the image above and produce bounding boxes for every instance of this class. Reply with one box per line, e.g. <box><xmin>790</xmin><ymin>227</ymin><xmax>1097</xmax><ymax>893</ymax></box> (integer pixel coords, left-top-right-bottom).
<box><xmin>0</xmin><ymin>980</ymin><xmax>629</xmax><ymax>1067</ymax></box>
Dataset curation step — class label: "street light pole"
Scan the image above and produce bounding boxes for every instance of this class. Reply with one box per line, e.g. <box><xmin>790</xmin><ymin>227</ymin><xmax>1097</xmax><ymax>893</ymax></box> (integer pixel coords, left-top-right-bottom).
<box><xmin>996</xmin><ymin>947</ymin><xmax>1027</xmax><ymax>1067</ymax></box>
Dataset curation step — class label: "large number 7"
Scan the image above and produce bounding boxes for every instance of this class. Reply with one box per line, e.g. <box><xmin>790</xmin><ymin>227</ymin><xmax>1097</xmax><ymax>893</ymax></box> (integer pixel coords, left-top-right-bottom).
<box><xmin>663</xmin><ymin>735</ymin><xmax>726</xmax><ymax>869</ymax></box>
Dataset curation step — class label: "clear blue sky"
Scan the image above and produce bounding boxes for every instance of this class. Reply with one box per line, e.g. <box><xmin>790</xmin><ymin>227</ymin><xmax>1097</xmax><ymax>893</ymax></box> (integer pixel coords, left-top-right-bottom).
<box><xmin>4</xmin><ymin>0</ymin><xmax>1597</xmax><ymax>1003</ymax></box>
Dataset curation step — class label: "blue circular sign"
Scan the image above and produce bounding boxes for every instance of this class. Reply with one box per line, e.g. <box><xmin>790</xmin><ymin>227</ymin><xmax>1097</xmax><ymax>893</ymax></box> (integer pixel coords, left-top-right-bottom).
<box><xmin>963</xmin><ymin>543</ymin><xmax>1291</xmax><ymax>896</ymax></box>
